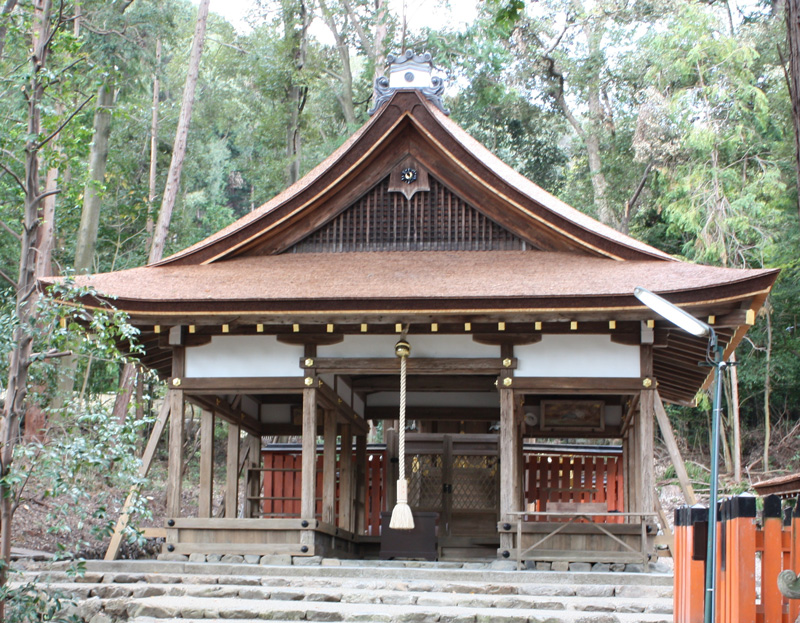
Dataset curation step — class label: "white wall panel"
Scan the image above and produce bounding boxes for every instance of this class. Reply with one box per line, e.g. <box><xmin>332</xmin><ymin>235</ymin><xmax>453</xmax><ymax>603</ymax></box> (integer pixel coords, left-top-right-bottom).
<box><xmin>184</xmin><ymin>336</ymin><xmax>303</xmax><ymax>378</ymax></box>
<box><xmin>515</xmin><ymin>335</ymin><xmax>640</xmax><ymax>378</ymax></box>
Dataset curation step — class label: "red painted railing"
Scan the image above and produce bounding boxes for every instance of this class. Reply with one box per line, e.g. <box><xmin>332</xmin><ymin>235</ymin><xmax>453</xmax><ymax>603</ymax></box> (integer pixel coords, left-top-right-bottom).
<box><xmin>523</xmin><ymin>447</ymin><xmax>624</xmax><ymax>523</ymax></box>
<box><xmin>673</xmin><ymin>494</ymin><xmax>800</xmax><ymax>623</ymax></box>
<box><xmin>261</xmin><ymin>443</ymin><xmax>624</xmax><ymax>534</ymax></box>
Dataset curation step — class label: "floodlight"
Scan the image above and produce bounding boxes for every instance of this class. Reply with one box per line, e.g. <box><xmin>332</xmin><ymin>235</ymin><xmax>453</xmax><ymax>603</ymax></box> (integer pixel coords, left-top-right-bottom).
<box><xmin>633</xmin><ymin>286</ymin><xmax>710</xmax><ymax>337</ymax></box>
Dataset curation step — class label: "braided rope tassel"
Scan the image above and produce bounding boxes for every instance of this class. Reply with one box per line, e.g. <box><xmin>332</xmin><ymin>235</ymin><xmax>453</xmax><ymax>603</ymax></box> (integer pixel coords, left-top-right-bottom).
<box><xmin>389</xmin><ymin>339</ymin><xmax>414</xmax><ymax>530</ymax></box>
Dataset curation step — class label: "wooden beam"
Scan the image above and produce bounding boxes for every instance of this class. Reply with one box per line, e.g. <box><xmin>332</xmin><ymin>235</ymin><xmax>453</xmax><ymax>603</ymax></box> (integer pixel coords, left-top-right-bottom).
<box><xmin>300</xmin><ymin>387</ymin><xmax>318</xmax><ymax>520</ymax></box>
<box><xmin>499</xmin><ymin>388</ymin><xmax>516</xmax><ymax>555</ymax></box>
<box><xmin>654</xmin><ymin>390</ymin><xmax>697</xmax><ymax>505</ymax></box>
<box><xmin>307</xmin><ymin>358</ymin><xmax>516</xmax><ymax>375</ymax></box>
<box><xmin>351</xmin><ymin>376</ymin><xmax>498</xmax><ymax>393</ymax></box>
<box><xmin>104</xmin><ymin>398</ymin><xmax>171</xmax><ymax>560</ymax></box>
<box><xmin>176</xmin><ymin>377</ymin><xmax>306</xmax><ymax>393</ymax></box>
<box><xmin>225</xmin><ymin>423</ymin><xmax>240</xmax><ymax>519</ymax></box>
<box><xmin>166</xmin><ymin>387</ymin><xmax>185</xmax><ymax>519</ymax></box>
<box><xmin>322</xmin><ymin>410</ymin><xmax>337</xmax><ymax>525</ymax></box>
<box><xmin>620</xmin><ymin>394</ymin><xmax>640</xmax><ymax>437</ymax></box>
<box><xmin>198</xmin><ymin>409</ymin><xmax>215</xmax><ymax>518</ymax></box>
<box><xmin>316</xmin><ymin>381</ymin><xmax>369</xmax><ymax>435</ymax></box>
<box><xmin>187</xmin><ymin>394</ymin><xmax>261</xmax><ymax>437</ymax></box>
<box><xmin>511</xmin><ymin>377</ymin><xmax>645</xmax><ymax>394</ymax></box>
<box><xmin>366</xmin><ymin>406</ymin><xmax>499</xmax><ymax>421</ymax></box>
<box><xmin>338</xmin><ymin>425</ymin><xmax>354</xmax><ymax>532</ymax></box>
<box><xmin>355</xmin><ymin>434</ymin><xmax>367</xmax><ymax>535</ymax></box>
<box><xmin>246</xmin><ymin>433</ymin><xmax>262</xmax><ymax>518</ymax></box>
<box><xmin>639</xmin><ymin>344</ymin><xmax>655</xmax><ymax>515</ymax></box>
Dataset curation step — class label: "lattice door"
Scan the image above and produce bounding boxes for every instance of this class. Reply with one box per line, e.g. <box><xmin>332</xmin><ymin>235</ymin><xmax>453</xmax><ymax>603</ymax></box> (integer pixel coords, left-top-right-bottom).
<box><xmin>405</xmin><ymin>435</ymin><xmax>499</xmax><ymax>538</ymax></box>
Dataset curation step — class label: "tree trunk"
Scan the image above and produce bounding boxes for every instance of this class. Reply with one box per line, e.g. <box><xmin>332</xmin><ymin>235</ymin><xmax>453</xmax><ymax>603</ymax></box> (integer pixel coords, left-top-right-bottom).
<box><xmin>146</xmin><ymin>37</ymin><xmax>161</xmax><ymax>243</ymax></box>
<box><xmin>763</xmin><ymin>303</ymin><xmax>773</xmax><ymax>472</ymax></box>
<box><xmin>1</xmin><ymin>2</ymin><xmax>52</xmax><ymax>617</ymax></box>
<box><xmin>0</xmin><ymin>0</ymin><xmax>19</xmax><ymax>61</ymax></box>
<box><xmin>318</xmin><ymin>0</ymin><xmax>356</xmax><ymax>126</ymax></box>
<box><xmin>729</xmin><ymin>351</ymin><xmax>742</xmax><ymax>482</ymax></box>
<box><xmin>74</xmin><ymin>83</ymin><xmax>114</xmax><ymax>273</ymax></box>
<box><xmin>582</xmin><ymin>22</ymin><xmax>614</xmax><ymax>228</ymax></box>
<box><xmin>149</xmin><ymin>0</ymin><xmax>211</xmax><ymax>265</ymax></box>
<box><xmin>283</xmin><ymin>0</ymin><xmax>309</xmax><ymax>186</ymax></box>
<box><xmin>785</xmin><ymin>0</ymin><xmax>800</xmax><ymax>224</ymax></box>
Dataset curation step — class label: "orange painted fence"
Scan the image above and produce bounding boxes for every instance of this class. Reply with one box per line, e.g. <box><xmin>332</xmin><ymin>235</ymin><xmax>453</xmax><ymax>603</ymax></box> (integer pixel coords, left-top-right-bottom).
<box><xmin>523</xmin><ymin>447</ymin><xmax>624</xmax><ymax>523</ymax></box>
<box><xmin>674</xmin><ymin>494</ymin><xmax>800</xmax><ymax>623</ymax></box>
<box><xmin>261</xmin><ymin>443</ymin><xmax>624</xmax><ymax>535</ymax></box>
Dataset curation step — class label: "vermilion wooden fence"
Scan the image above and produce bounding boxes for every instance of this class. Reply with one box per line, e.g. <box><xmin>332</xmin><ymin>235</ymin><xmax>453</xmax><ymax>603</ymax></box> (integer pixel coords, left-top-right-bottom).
<box><xmin>674</xmin><ymin>494</ymin><xmax>800</xmax><ymax>623</ymax></box>
<box><xmin>260</xmin><ymin>444</ymin><xmax>387</xmax><ymax>534</ymax></box>
<box><xmin>523</xmin><ymin>448</ymin><xmax>624</xmax><ymax>523</ymax></box>
<box><xmin>261</xmin><ymin>443</ymin><xmax>624</xmax><ymax>535</ymax></box>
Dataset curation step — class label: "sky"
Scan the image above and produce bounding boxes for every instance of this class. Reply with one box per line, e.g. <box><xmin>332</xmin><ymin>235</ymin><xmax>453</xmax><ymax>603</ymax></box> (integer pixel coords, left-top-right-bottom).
<box><xmin>199</xmin><ymin>0</ymin><xmax>479</xmax><ymax>40</ymax></box>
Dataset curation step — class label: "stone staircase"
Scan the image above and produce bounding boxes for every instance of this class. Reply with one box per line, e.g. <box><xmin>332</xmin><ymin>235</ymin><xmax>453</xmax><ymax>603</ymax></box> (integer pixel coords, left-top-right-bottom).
<box><xmin>18</xmin><ymin>558</ymin><xmax>674</xmax><ymax>623</ymax></box>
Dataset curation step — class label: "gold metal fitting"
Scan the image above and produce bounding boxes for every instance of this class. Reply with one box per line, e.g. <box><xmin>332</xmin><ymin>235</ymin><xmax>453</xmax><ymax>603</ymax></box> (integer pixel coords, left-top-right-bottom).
<box><xmin>502</xmin><ymin>377</ymin><xmax>513</xmax><ymax>387</ymax></box>
<box><xmin>172</xmin><ymin>377</ymin><xmax>181</xmax><ymax>387</ymax></box>
<box><xmin>642</xmin><ymin>377</ymin><xmax>653</xmax><ymax>388</ymax></box>
<box><xmin>304</xmin><ymin>358</ymin><xmax>314</xmax><ymax>367</ymax></box>
<box><xmin>395</xmin><ymin>339</ymin><xmax>411</xmax><ymax>358</ymax></box>
<box><xmin>304</xmin><ymin>377</ymin><xmax>314</xmax><ymax>386</ymax></box>
<box><xmin>503</xmin><ymin>358</ymin><xmax>512</xmax><ymax>368</ymax></box>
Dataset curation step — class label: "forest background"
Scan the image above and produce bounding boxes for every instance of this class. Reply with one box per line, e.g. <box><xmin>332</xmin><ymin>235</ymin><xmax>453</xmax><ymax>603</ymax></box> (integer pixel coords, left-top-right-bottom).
<box><xmin>0</xmin><ymin>0</ymin><xmax>799</xmax><ymax>575</ymax></box>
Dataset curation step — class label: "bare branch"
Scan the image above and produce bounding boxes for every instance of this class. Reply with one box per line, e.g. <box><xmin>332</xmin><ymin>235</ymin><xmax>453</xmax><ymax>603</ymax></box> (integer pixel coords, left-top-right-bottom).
<box><xmin>0</xmin><ymin>219</ymin><xmax>21</xmax><ymax>241</ymax></box>
<box><xmin>0</xmin><ymin>162</ymin><xmax>25</xmax><ymax>193</ymax></box>
<box><xmin>0</xmin><ymin>267</ymin><xmax>16</xmax><ymax>288</ymax></box>
<box><xmin>35</xmin><ymin>91</ymin><xmax>95</xmax><ymax>150</ymax></box>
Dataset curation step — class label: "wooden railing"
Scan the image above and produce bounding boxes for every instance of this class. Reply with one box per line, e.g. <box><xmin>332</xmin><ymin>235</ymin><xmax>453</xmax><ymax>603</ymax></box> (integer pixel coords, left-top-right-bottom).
<box><xmin>523</xmin><ymin>446</ymin><xmax>624</xmax><ymax>522</ymax></box>
<box><xmin>262</xmin><ymin>442</ymin><xmax>624</xmax><ymax>537</ymax></box>
<box><xmin>673</xmin><ymin>494</ymin><xmax>800</xmax><ymax>623</ymax></box>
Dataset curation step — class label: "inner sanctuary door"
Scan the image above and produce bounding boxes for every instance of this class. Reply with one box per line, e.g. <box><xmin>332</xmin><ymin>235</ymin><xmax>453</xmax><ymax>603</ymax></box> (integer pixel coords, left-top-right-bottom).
<box><xmin>405</xmin><ymin>434</ymin><xmax>500</xmax><ymax>556</ymax></box>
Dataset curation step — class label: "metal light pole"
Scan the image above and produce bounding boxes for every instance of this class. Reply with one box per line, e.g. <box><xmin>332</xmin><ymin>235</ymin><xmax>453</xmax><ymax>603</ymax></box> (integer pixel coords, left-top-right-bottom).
<box><xmin>633</xmin><ymin>287</ymin><xmax>726</xmax><ymax>623</ymax></box>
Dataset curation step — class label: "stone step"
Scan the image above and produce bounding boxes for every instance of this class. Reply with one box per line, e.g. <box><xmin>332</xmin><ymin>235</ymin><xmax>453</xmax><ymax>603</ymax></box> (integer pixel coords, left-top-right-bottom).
<box><xmin>120</xmin><ymin>595</ymin><xmax>675</xmax><ymax>622</ymax></box>
<box><xmin>44</xmin><ymin>559</ymin><xmax>674</xmax><ymax>588</ymax></box>
<box><xmin>23</xmin><ymin>580</ymin><xmax>675</xmax><ymax>611</ymax></box>
<box><xmin>26</xmin><ymin>571</ymin><xmax>673</xmax><ymax>600</ymax></box>
<box><xmin>24</xmin><ymin>559</ymin><xmax>674</xmax><ymax>622</ymax></box>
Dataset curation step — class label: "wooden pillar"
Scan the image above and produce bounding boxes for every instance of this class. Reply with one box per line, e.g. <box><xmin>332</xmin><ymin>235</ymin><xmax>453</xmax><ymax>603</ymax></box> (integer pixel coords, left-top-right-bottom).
<box><xmin>355</xmin><ymin>434</ymin><xmax>367</xmax><ymax>535</ymax></box>
<box><xmin>166</xmin><ymin>345</ymin><xmax>185</xmax><ymax>519</ymax></box>
<box><xmin>225</xmin><ymin>423</ymin><xmax>240</xmax><ymax>518</ymax></box>
<box><xmin>514</xmin><ymin>394</ymin><xmax>525</xmax><ymax>511</ymax></box>
<box><xmin>246</xmin><ymin>432</ymin><xmax>261</xmax><ymax>518</ymax></box>
<box><xmin>622</xmin><ymin>433</ymin><xmax>631</xmax><ymax>512</ymax></box>
<box><xmin>385</xmin><ymin>427</ymin><xmax>398</xmax><ymax>510</ymax></box>
<box><xmin>639</xmin><ymin>391</ymin><xmax>655</xmax><ymax>514</ymax></box>
<box><xmin>322</xmin><ymin>409</ymin><xmax>338</xmax><ymax>526</ymax></box>
<box><xmin>198</xmin><ymin>409</ymin><xmax>215</xmax><ymax>518</ymax></box>
<box><xmin>301</xmin><ymin>387</ymin><xmax>318</xmax><ymax>521</ymax></box>
<box><xmin>499</xmin><ymin>387</ymin><xmax>517</xmax><ymax>554</ymax></box>
<box><xmin>640</xmin><ymin>340</ymin><xmax>655</xmax><ymax>515</ymax></box>
<box><xmin>338</xmin><ymin>424</ymin><xmax>354</xmax><ymax>532</ymax></box>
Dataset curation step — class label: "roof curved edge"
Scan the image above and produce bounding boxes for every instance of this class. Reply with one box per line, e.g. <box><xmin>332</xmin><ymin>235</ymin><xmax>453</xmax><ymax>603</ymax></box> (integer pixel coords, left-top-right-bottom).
<box><xmin>424</xmin><ymin>101</ymin><xmax>673</xmax><ymax>262</ymax></box>
<box><xmin>158</xmin><ymin>89</ymin><xmax>678</xmax><ymax>267</ymax></box>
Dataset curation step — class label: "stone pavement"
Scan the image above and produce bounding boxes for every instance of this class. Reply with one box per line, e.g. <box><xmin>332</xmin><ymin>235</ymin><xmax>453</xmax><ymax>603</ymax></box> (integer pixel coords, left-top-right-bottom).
<box><xmin>17</xmin><ymin>557</ymin><xmax>674</xmax><ymax>623</ymax></box>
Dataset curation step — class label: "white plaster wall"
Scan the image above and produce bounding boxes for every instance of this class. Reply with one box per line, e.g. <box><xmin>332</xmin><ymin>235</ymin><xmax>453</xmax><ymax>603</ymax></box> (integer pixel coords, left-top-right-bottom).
<box><xmin>515</xmin><ymin>335</ymin><xmax>640</xmax><ymax>378</ymax></box>
<box><xmin>318</xmin><ymin>334</ymin><xmax>498</xmax><ymax>359</ymax></box>
<box><xmin>366</xmin><ymin>391</ymin><xmax>500</xmax><ymax>408</ymax></box>
<box><xmin>184</xmin><ymin>336</ymin><xmax>303</xmax><ymax>378</ymax></box>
